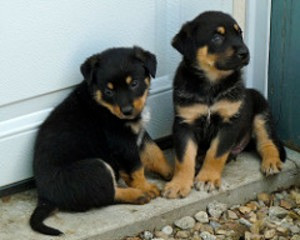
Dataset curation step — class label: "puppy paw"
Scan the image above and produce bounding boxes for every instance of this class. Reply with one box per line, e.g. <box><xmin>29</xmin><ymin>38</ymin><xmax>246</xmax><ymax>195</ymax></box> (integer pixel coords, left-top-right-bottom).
<box><xmin>261</xmin><ymin>157</ymin><xmax>282</xmax><ymax>176</ymax></box>
<box><xmin>162</xmin><ymin>181</ymin><xmax>192</xmax><ymax>199</ymax></box>
<box><xmin>194</xmin><ymin>169</ymin><xmax>221</xmax><ymax>192</ymax></box>
<box><xmin>142</xmin><ymin>183</ymin><xmax>160</xmax><ymax>199</ymax></box>
<box><xmin>135</xmin><ymin>194</ymin><xmax>151</xmax><ymax>205</ymax></box>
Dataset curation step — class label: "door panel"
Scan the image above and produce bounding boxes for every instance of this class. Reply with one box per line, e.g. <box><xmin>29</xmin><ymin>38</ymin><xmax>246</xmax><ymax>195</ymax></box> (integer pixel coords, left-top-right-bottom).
<box><xmin>268</xmin><ymin>0</ymin><xmax>300</xmax><ymax>150</ymax></box>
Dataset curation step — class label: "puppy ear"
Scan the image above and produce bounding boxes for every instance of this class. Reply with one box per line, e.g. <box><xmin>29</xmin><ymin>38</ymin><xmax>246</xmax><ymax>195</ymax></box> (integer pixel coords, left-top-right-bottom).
<box><xmin>172</xmin><ymin>21</ymin><xmax>195</xmax><ymax>58</ymax></box>
<box><xmin>133</xmin><ymin>46</ymin><xmax>157</xmax><ymax>78</ymax></box>
<box><xmin>80</xmin><ymin>55</ymin><xmax>99</xmax><ymax>85</ymax></box>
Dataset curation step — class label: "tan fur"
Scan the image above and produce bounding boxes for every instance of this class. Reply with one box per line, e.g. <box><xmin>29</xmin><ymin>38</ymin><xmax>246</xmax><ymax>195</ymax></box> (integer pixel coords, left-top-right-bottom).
<box><xmin>163</xmin><ymin>139</ymin><xmax>197</xmax><ymax>198</ymax></box>
<box><xmin>140</xmin><ymin>141</ymin><xmax>173</xmax><ymax>180</ymax></box>
<box><xmin>211</xmin><ymin>100</ymin><xmax>242</xmax><ymax>122</ymax></box>
<box><xmin>107</xmin><ymin>82</ymin><xmax>114</xmax><ymax>90</ymax></box>
<box><xmin>196</xmin><ymin>46</ymin><xmax>233</xmax><ymax>82</ymax></box>
<box><xmin>123</xmin><ymin>167</ymin><xmax>160</xmax><ymax>198</ymax></box>
<box><xmin>94</xmin><ymin>90</ymin><xmax>122</xmax><ymax>118</ymax></box>
<box><xmin>195</xmin><ymin>137</ymin><xmax>229</xmax><ymax>187</ymax></box>
<box><xmin>133</xmin><ymin>90</ymin><xmax>148</xmax><ymax>113</ymax></box>
<box><xmin>253</xmin><ymin>115</ymin><xmax>282</xmax><ymax>175</ymax></box>
<box><xmin>145</xmin><ymin>77</ymin><xmax>150</xmax><ymax>86</ymax></box>
<box><xmin>114</xmin><ymin>187</ymin><xmax>150</xmax><ymax>204</ymax></box>
<box><xmin>234</xmin><ymin>24</ymin><xmax>240</xmax><ymax>32</ymax></box>
<box><xmin>126</xmin><ymin>76</ymin><xmax>132</xmax><ymax>85</ymax></box>
<box><xmin>176</xmin><ymin>104</ymin><xmax>208</xmax><ymax>124</ymax></box>
<box><xmin>217</xmin><ymin>26</ymin><xmax>225</xmax><ymax>35</ymax></box>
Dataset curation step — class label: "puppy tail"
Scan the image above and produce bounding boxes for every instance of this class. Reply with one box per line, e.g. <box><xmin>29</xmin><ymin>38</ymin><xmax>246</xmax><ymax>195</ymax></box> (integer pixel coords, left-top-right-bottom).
<box><xmin>30</xmin><ymin>198</ymin><xmax>63</xmax><ymax>236</ymax></box>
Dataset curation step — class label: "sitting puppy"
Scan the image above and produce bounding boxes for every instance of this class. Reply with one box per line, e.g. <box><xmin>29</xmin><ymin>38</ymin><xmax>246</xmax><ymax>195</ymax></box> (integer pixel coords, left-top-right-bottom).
<box><xmin>163</xmin><ymin>11</ymin><xmax>286</xmax><ymax>199</ymax></box>
<box><xmin>30</xmin><ymin>47</ymin><xmax>172</xmax><ymax>236</ymax></box>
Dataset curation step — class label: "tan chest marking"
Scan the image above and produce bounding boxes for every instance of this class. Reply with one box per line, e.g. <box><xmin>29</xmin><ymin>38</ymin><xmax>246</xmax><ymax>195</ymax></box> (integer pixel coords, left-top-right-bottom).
<box><xmin>210</xmin><ymin>100</ymin><xmax>242</xmax><ymax>122</ymax></box>
<box><xmin>176</xmin><ymin>104</ymin><xmax>208</xmax><ymax>124</ymax></box>
<box><xmin>176</xmin><ymin>100</ymin><xmax>242</xmax><ymax>124</ymax></box>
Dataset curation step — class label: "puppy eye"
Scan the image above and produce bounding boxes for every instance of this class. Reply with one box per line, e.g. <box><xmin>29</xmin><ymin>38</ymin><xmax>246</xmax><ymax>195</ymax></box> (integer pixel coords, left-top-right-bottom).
<box><xmin>211</xmin><ymin>34</ymin><xmax>224</xmax><ymax>45</ymax></box>
<box><xmin>130</xmin><ymin>80</ymin><xmax>139</xmax><ymax>89</ymax></box>
<box><xmin>104</xmin><ymin>88</ymin><xmax>114</xmax><ymax>97</ymax></box>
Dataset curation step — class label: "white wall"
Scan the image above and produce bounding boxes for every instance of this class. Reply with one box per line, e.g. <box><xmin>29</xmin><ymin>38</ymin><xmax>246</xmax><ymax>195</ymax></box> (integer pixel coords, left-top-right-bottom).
<box><xmin>1</xmin><ymin>0</ymin><xmax>270</xmax><ymax>189</ymax></box>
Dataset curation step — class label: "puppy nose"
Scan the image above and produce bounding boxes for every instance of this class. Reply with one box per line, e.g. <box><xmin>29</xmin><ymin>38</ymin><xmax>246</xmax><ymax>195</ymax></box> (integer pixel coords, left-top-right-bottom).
<box><xmin>237</xmin><ymin>47</ymin><xmax>249</xmax><ymax>60</ymax></box>
<box><xmin>121</xmin><ymin>106</ymin><xmax>133</xmax><ymax>116</ymax></box>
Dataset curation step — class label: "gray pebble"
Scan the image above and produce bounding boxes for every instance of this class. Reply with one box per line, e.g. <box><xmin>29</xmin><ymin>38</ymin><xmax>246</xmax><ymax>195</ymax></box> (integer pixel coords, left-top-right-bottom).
<box><xmin>207</xmin><ymin>201</ymin><xmax>227</xmax><ymax>219</ymax></box>
<box><xmin>239</xmin><ymin>218</ymin><xmax>252</xmax><ymax>228</ymax></box>
<box><xmin>161</xmin><ymin>225</ymin><xmax>173</xmax><ymax>236</ymax></box>
<box><xmin>194</xmin><ymin>211</ymin><xmax>209</xmax><ymax>223</ymax></box>
<box><xmin>200</xmin><ymin>231</ymin><xmax>216</xmax><ymax>240</ymax></box>
<box><xmin>142</xmin><ymin>231</ymin><xmax>153</xmax><ymax>240</ymax></box>
<box><xmin>174</xmin><ymin>216</ymin><xmax>196</xmax><ymax>230</ymax></box>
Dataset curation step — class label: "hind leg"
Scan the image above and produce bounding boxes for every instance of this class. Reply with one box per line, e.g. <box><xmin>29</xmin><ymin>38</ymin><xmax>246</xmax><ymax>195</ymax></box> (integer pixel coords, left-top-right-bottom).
<box><xmin>140</xmin><ymin>132</ymin><xmax>173</xmax><ymax>180</ymax></box>
<box><xmin>253</xmin><ymin>114</ymin><xmax>283</xmax><ymax>175</ymax></box>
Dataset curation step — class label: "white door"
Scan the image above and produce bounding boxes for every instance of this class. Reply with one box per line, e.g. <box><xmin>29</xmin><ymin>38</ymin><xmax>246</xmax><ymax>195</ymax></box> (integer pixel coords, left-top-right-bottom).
<box><xmin>0</xmin><ymin>1</ymin><xmax>270</xmax><ymax>189</ymax></box>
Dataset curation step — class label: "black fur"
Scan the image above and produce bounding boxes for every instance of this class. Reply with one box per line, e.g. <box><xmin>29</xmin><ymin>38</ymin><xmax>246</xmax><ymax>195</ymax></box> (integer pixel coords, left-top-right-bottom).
<box><xmin>172</xmin><ymin>11</ymin><xmax>285</xmax><ymax>169</ymax></box>
<box><xmin>30</xmin><ymin>47</ymin><xmax>157</xmax><ymax>235</ymax></box>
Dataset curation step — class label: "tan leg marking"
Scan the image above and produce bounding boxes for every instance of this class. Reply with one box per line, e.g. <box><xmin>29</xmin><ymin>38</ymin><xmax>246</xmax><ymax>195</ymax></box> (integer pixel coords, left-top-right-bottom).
<box><xmin>140</xmin><ymin>141</ymin><xmax>173</xmax><ymax>180</ymax></box>
<box><xmin>114</xmin><ymin>187</ymin><xmax>150</xmax><ymax>204</ymax></box>
<box><xmin>163</xmin><ymin>139</ymin><xmax>197</xmax><ymax>199</ymax></box>
<box><xmin>253</xmin><ymin>115</ymin><xmax>282</xmax><ymax>176</ymax></box>
<box><xmin>194</xmin><ymin>137</ymin><xmax>229</xmax><ymax>192</ymax></box>
<box><xmin>123</xmin><ymin>167</ymin><xmax>160</xmax><ymax>199</ymax></box>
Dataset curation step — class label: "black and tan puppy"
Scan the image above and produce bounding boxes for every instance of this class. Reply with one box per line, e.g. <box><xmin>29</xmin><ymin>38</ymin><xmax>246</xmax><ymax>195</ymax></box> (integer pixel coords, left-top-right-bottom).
<box><xmin>163</xmin><ymin>11</ymin><xmax>286</xmax><ymax>199</ymax></box>
<box><xmin>30</xmin><ymin>47</ymin><xmax>172</xmax><ymax>235</ymax></box>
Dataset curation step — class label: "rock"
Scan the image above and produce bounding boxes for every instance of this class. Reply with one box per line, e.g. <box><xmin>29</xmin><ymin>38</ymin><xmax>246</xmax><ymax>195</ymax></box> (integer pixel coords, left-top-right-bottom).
<box><xmin>209</xmin><ymin>221</ymin><xmax>221</xmax><ymax>230</ymax></box>
<box><xmin>154</xmin><ymin>231</ymin><xmax>168</xmax><ymax>240</ymax></box>
<box><xmin>175</xmin><ymin>230</ymin><xmax>190</xmax><ymax>239</ymax></box>
<box><xmin>200</xmin><ymin>231</ymin><xmax>216</xmax><ymax>240</ymax></box>
<box><xmin>226</xmin><ymin>210</ymin><xmax>239</xmax><ymax>220</ymax></box>
<box><xmin>215</xmin><ymin>229</ymin><xmax>227</xmax><ymax>235</ymax></box>
<box><xmin>258</xmin><ymin>193</ymin><xmax>271</xmax><ymax>204</ymax></box>
<box><xmin>161</xmin><ymin>225</ymin><xmax>173</xmax><ymax>236</ymax></box>
<box><xmin>194</xmin><ymin>211</ymin><xmax>209</xmax><ymax>223</ymax></box>
<box><xmin>291</xmin><ymin>191</ymin><xmax>300</xmax><ymax>205</ymax></box>
<box><xmin>264</xmin><ymin>229</ymin><xmax>276</xmax><ymax>239</ymax></box>
<box><xmin>290</xmin><ymin>225</ymin><xmax>300</xmax><ymax>234</ymax></box>
<box><xmin>152</xmin><ymin>238</ymin><xmax>165</xmax><ymax>240</ymax></box>
<box><xmin>248</xmin><ymin>212</ymin><xmax>257</xmax><ymax>223</ymax></box>
<box><xmin>193</xmin><ymin>223</ymin><xmax>214</xmax><ymax>234</ymax></box>
<box><xmin>142</xmin><ymin>231</ymin><xmax>153</xmax><ymax>240</ymax></box>
<box><xmin>291</xmin><ymin>235</ymin><xmax>300</xmax><ymax>240</ymax></box>
<box><xmin>246</xmin><ymin>201</ymin><xmax>259</xmax><ymax>211</ymax></box>
<box><xmin>174</xmin><ymin>216</ymin><xmax>195</xmax><ymax>230</ymax></box>
<box><xmin>244</xmin><ymin>231</ymin><xmax>252</xmax><ymax>240</ymax></box>
<box><xmin>207</xmin><ymin>201</ymin><xmax>227</xmax><ymax>219</ymax></box>
<box><xmin>276</xmin><ymin>226</ymin><xmax>289</xmax><ymax>234</ymax></box>
<box><xmin>280</xmin><ymin>200</ymin><xmax>293</xmax><ymax>210</ymax></box>
<box><xmin>269</xmin><ymin>206</ymin><xmax>289</xmax><ymax>218</ymax></box>
<box><xmin>239</xmin><ymin>206</ymin><xmax>252</xmax><ymax>214</ymax></box>
<box><xmin>239</xmin><ymin>218</ymin><xmax>252</xmax><ymax>228</ymax></box>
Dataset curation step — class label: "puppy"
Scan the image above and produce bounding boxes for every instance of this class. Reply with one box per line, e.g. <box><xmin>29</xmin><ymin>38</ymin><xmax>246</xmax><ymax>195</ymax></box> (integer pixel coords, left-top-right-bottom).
<box><xmin>30</xmin><ymin>47</ymin><xmax>172</xmax><ymax>235</ymax></box>
<box><xmin>163</xmin><ymin>11</ymin><xmax>286</xmax><ymax>199</ymax></box>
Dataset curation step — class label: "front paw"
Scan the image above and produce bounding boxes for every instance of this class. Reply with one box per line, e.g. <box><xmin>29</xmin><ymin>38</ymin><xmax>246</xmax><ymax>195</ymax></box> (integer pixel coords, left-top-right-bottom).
<box><xmin>142</xmin><ymin>183</ymin><xmax>160</xmax><ymax>199</ymax></box>
<box><xmin>194</xmin><ymin>169</ymin><xmax>221</xmax><ymax>192</ymax></box>
<box><xmin>261</xmin><ymin>157</ymin><xmax>282</xmax><ymax>176</ymax></box>
<box><xmin>162</xmin><ymin>180</ymin><xmax>192</xmax><ymax>199</ymax></box>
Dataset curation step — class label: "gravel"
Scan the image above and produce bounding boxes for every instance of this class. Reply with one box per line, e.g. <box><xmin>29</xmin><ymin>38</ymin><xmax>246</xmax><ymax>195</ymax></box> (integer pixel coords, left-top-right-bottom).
<box><xmin>124</xmin><ymin>187</ymin><xmax>300</xmax><ymax>240</ymax></box>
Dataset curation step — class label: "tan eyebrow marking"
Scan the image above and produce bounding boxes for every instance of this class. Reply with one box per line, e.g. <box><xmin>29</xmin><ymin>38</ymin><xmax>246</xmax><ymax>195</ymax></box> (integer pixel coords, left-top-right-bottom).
<box><xmin>234</xmin><ymin>24</ymin><xmax>240</xmax><ymax>32</ymax></box>
<box><xmin>217</xmin><ymin>26</ymin><xmax>226</xmax><ymax>35</ymax></box>
<box><xmin>126</xmin><ymin>76</ymin><xmax>132</xmax><ymax>85</ymax></box>
<box><xmin>107</xmin><ymin>82</ymin><xmax>114</xmax><ymax>90</ymax></box>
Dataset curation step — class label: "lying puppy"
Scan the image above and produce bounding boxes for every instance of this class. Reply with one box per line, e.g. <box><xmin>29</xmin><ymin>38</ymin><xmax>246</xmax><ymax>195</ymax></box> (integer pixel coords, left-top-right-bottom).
<box><xmin>163</xmin><ymin>11</ymin><xmax>286</xmax><ymax>199</ymax></box>
<box><xmin>30</xmin><ymin>47</ymin><xmax>172</xmax><ymax>235</ymax></box>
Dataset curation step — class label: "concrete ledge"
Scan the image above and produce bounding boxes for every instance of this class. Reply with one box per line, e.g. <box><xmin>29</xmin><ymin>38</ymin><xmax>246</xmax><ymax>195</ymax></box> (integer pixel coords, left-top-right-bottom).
<box><xmin>1</xmin><ymin>149</ymin><xmax>300</xmax><ymax>240</ymax></box>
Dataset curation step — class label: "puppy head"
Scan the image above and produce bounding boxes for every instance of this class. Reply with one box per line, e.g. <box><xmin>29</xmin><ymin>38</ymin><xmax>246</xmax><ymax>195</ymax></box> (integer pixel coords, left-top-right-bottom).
<box><xmin>172</xmin><ymin>11</ymin><xmax>249</xmax><ymax>82</ymax></box>
<box><xmin>81</xmin><ymin>46</ymin><xmax>157</xmax><ymax>119</ymax></box>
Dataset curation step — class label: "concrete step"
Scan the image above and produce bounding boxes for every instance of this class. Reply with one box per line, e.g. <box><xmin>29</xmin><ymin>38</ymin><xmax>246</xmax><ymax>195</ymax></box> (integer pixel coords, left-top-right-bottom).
<box><xmin>1</xmin><ymin>149</ymin><xmax>300</xmax><ymax>240</ymax></box>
